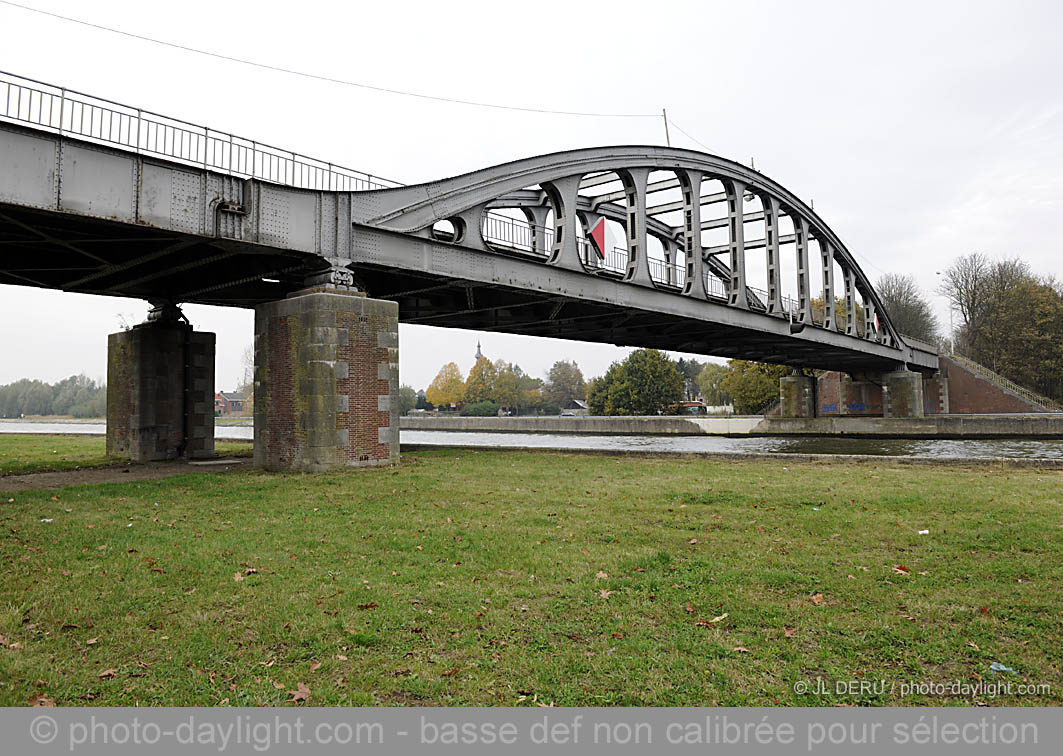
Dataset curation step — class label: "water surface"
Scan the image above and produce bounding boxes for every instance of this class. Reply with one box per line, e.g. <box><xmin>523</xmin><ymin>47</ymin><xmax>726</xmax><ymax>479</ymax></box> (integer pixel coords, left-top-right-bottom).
<box><xmin>2</xmin><ymin>422</ymin><xmax>1060</xmax><ymax>459</ymax></box>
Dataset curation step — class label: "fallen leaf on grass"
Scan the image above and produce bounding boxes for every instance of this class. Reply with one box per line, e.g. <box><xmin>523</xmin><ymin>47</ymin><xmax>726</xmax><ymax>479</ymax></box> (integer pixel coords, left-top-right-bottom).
<box><xmin>97</xmin><ymin>669</ymin><xmax>118</xmax><ymax>679</ymax></box>
<box><xmin>86</xmin><ymin>637</ymin><xmax>98</xmax><ymax>646</ymax></box>
<box><xmin>598</xmin><ymin>590</ymin><xmax>613</xmax><ymax>599</ymax></box>
<box><xmin>685</xmin><ymin>604</ymin><xmax>695</xmax><ymax>614</ymax></box>
<box><xmin>357</xmin><ymin>602</ymin><xmax>378</xmax><ymax>611</ymax></box>
<box><xmin>967</xmin><ymin>642</ymin><xmax>980</xmax><ymax>650</ymax></box>
<box><xmin>695</xmin><ymin>613</ymin><xmax>729</xmax><ymax>627</ymax></box>
<box><xmin>441</xmin><ymin>667</ymin><xmax>460</xmax><ymax>677</ymax></box>
<box><xmin>732</xmin><ymin>646</ymin><xmax>750</xmax><ymax>653</ymax></box>
<box><xmin>309</xmin><ymin>662</ymin><xmax>322</xmax><ymax>672</ymax></box>
<box><xmin>287</xmin><ymin>682</ymin><xmax>310</xmax><ymax>703</ymax></box>
<box><xmin>893</xmin><ymin>565</ymin><xmax>910</xmax><ymax>576</ymax></box>
<box><xmin>336</xmin><ymin>655</ymin><xmax>348</xmax><ymax>661</ymax></box>
<box><xmin>688</xmin><ymin>538</ymin><xmax>699</xmax><ymax>545</ymax></box>
<box><xmin>233</xmin><ymin>572</ymin><xmax>244</xmax><ymax>582</ymax></box>
<box><xmin>811</xmin><ymin>593</ymin><xmax>824</xmax><ymax>606</ymax></box>
<box><xmin>784</xmin><ymin>627</ymin><xmax>796</xmax><ymax>638</ymax></box>
<box><xmin>595</xmin><ymin>571</ymin><xmax>609</xmax><ymax>580</ymax></box>
<box><xmin>29</xmin><ymin>694</ymin><xmax>55</xmax><ymax>707</ymax></box>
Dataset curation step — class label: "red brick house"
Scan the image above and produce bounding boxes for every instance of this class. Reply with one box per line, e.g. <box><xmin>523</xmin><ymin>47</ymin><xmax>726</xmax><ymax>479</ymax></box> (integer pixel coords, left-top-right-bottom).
<box><xmin>214</xmin><ymin>391</ymin><xmax>247</xmax><ymax>417</ymax></box>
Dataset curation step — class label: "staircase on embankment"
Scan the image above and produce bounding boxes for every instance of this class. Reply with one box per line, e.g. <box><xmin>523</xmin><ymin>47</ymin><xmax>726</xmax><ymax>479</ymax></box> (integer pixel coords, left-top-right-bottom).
<box><xmin>935</xmin><ymin>353</ymin><xmax>1062</xmax><ymax>414</ymax></box>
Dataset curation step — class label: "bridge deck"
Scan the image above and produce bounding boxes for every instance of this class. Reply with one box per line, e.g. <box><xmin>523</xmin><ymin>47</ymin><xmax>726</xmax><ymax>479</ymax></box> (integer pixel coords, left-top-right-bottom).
<box><xmin>0</xmin><ymin>114</ymin><xmax>938</xmax><ymax>374</ymax></box>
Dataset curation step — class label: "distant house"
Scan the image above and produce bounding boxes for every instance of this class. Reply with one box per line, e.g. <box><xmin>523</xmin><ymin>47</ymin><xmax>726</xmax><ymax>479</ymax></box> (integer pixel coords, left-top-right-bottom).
<box><xmin>215</xmin><ymin>391</ymin><xmax>247</xmax><ymax>417</ymax></box>
<box><xmin>560</xmin><ymin>399</ymin><xmax>589</xmax><ymax>417</ymax></box>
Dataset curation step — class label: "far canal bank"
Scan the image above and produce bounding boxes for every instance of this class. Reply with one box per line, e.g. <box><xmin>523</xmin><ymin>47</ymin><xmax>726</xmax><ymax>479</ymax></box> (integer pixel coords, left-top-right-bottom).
<box><xmin>5</xmin><ymin>415</ymin><xmax>1063</xmax><ymax>462</ymax></box>
<box><xmin>400</xmin><ymin>413</ymin><xmax>1063</xmax><ymax>439</ymax></box>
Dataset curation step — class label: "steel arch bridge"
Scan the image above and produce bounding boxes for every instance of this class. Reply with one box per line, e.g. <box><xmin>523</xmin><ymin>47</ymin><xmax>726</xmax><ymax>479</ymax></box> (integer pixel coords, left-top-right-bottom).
<box><xmin>0</xmin><ymin>71</ymin><xmax>937</xmax><ymax>374</ymax></box>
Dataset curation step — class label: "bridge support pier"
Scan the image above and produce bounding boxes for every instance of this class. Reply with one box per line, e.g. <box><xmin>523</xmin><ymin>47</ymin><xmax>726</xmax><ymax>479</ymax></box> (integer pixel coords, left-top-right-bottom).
<box><xmin>106</xmin><ymin>307</ymin><xmax>215</xmax><ymax>461</ymax></box>
<box><xmin>253</xmin><ymin>284</ymin><xmax>399</xmax><ymax>472</ymax></box>
<box><xmin>780</xmin><ymin>372</ymin><xmax>816</xmax><ymax>418</ymax></box>
<box><xmin>883</xmin><ymin>369</ymin><xmax>925</xmax><ymax>418</ymax></box>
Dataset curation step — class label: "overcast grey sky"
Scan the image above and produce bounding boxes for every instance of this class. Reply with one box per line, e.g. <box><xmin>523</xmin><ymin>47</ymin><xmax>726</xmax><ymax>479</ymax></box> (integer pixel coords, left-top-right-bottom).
<box><xmin>1</xmin><ymin>0</ymin><xmax>1061</xmax><ymax>391</ymax></box>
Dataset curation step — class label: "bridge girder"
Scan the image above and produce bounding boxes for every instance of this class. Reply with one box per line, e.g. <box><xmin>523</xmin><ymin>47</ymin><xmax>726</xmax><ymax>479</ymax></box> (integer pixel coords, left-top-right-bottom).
<box><xmin>0</xmin><ymin>118</ymin><xmax>937</xmax><ymax>374</ymax></box>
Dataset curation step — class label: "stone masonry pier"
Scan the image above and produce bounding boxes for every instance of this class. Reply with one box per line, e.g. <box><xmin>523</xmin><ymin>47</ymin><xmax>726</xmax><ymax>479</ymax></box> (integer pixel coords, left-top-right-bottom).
<box><xmin>253</xmin><ymin>286</ymin><xmax>399</xmax><ymax>472</ymax></box>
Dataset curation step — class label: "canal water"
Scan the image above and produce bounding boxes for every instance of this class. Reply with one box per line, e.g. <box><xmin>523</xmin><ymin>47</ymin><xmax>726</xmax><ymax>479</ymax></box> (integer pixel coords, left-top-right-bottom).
<box><xmin>2</xmin><ymin>422</ymin><xmax>1062</xmax><ymax>460</ymax></box>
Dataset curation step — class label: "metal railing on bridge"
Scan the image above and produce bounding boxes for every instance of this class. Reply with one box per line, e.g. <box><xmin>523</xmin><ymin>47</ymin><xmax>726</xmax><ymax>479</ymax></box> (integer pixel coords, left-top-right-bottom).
<box><xmin>481</xmin><ymin>212</ymin><xmax>589</xmax><ymax>258</ymax></box>
<box><xmin>0</xmin><ymin>71</ymin><xmax>400</xmax><ymax>192</ymax></box>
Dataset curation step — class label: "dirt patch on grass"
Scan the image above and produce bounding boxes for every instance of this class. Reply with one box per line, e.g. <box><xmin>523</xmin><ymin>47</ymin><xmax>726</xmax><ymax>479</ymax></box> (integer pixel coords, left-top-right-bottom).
<box><xmin>0</xmin><ymin>457</ymin><xmax>252</xmax><ymax>491</ymax></box>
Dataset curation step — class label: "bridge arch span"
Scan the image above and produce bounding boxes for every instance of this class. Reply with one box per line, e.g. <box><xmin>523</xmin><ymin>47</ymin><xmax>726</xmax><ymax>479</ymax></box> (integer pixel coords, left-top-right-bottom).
<box><xmin>355</xmin><ymin>146</ymin><xmax>901</xmax><ymax>348</ymax></box>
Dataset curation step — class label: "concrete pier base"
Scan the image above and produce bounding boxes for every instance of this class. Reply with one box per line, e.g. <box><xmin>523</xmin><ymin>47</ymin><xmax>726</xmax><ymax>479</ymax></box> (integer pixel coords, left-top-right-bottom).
<box><xmin>780</xmin><ymin>373</ymin><xmax>816</xmax><ymax>418</ymax></box>
<box><xmin>253</xmin><ymin>287</ymin><xmax>399</xmax><ymax>472</ymax></box>
<box><xmin>106</xmin><ymin>319</ymin><xmax>215</xmax><ymax>461</ymax></box>
<box><xmin>883</xmin><ymin>369</ymin><xmax>925</xmax><ymax>418</ymax></box>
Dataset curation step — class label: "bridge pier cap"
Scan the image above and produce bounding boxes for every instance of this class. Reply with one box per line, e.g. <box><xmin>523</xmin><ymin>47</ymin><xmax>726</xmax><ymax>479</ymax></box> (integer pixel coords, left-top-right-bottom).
<box><xmin>253</xmin><ymin>277</ymin><xmax>399</xmax><ymax>472</ymax></box>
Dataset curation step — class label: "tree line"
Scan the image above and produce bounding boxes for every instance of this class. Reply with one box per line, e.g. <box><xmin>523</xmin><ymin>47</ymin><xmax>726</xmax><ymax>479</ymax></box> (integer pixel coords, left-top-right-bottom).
<box><xmin>937</xmin><ymin>253</ymin><xmax>1062</xmax><ymax>400</ymax></box>
<box><xmin>408</xmin><ymin>358</ymin><xmax>588</xmax><ymax>416</ymax></box>
<box><xmin>410</xmin><ymin>350</ymin><xmax>783</xmax><ymax>417</ymax></box>
<box><xmin>0</xmin><ymin>375</ymin><xmax>107</xmax><ymax>418</ymax></box>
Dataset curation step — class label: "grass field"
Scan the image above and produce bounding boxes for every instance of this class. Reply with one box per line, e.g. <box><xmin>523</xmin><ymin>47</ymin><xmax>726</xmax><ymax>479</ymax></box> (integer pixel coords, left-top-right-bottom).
<box><xmin>0</xmin><ymin>435</ymin><xmax>252</xmax><ymax>477</ymax></box>
<box><xmin>0</xmin><ymin>436</ymin><xmax>1061</xmax><ymax>706</ymax></box>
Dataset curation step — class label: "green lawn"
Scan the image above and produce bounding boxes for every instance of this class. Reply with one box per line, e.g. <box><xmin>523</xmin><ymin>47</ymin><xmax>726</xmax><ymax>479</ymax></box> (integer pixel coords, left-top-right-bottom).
<box><xmin>0</xmin><ymin>435</ymin><xmax>252</xmax><ymax>476</ymax></box>
<box><xmin>0</xmin><ymin>441</ymin><xmax>1061</xmax><ymax>706</ymax></box>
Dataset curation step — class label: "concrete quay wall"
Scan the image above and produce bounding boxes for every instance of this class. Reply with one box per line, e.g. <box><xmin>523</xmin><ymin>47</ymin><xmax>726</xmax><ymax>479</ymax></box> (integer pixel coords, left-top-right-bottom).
<box><xmin>399</xmin><ymin>414</ymin><xmax>1063</xmax><ymax>438</ymax></box>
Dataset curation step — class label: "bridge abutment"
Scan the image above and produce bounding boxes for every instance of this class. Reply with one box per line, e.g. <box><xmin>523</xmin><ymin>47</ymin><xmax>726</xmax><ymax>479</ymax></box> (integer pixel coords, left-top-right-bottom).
<box><xmin>883</xmin><ymin>369</ymin><xmax>925</xmax><ymax>418</ymax></box>
<box><xmin>780</xmin><ymin>373</ymin><xmax>816</xmax><ymax>418</ymax></box>
<box><xmin>253</xmin><ymin>285</ymin><xmax>399</xmax><ymax>472</ymax></box>
<box><xmin>106</xmin><ymin>311</ymin><xmax>215</xmax><ymax>462</ymax></box>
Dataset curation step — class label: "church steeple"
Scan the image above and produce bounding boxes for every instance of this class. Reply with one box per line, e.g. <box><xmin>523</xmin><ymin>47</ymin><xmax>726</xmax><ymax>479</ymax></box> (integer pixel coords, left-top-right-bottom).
<box><xmin>475</xmin><ymin>340</ymin><xmax>483</xmax><ymax>361</ymax></box>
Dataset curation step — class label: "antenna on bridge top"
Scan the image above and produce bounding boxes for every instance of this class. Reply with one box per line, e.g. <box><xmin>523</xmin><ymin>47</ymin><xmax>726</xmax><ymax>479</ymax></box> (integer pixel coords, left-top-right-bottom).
<box><xmin>662</xmin><ymin>108</ymin><xmax>671</xmax><ymax>147</ymax></box>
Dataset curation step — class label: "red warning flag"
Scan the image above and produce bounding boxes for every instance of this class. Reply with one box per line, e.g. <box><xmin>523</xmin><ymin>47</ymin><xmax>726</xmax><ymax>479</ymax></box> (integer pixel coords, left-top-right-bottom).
<box><xmin>588</xmin><ymin>217</ymin><xmax>606</xmax><ymax>260</ymax></box>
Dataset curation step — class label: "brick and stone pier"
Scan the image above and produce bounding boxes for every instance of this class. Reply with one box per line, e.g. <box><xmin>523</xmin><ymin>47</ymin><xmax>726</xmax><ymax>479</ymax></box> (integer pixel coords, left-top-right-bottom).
<box><xmin>106</xmin><ymin>305</ymin><xmax>215</xmax><ymax>461</ymax></box>
<box><xmin>253</xmin><ymin>283</ymin><xmax>399</xmax><ymax>472</ymax></box>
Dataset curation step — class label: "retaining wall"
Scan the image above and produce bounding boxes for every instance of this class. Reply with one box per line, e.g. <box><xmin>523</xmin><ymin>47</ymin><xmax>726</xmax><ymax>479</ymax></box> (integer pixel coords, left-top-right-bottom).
<box><xmin>400</xmin><ymin>414</ymin><xmax>1063</xmax><ymax>438</ymax></box>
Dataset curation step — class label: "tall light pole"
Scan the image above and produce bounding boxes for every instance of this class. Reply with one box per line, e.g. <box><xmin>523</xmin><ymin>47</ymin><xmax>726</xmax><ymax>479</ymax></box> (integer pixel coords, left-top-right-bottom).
<box><xmin>935</xmin><ymin>271</ymin><xmax>956</xmax><ymax>354</ymax></box>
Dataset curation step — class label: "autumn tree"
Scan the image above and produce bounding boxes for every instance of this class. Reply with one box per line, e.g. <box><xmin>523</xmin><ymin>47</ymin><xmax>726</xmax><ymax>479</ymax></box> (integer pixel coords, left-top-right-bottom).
<box><xmin>425</xmin><ymin>362</ymin><xmax>465</xmax><ymax>409</ymax></box>
<box><xmin>493</xmin><ymin>360</ymin><xmax>520</xmax><ymax>410</ymax></box>
<box><xmin>720</xmin><ymin>360</ymin><xmax>791</xmax><ymax>414</ymax></box>
<box><xmin>874</xmin><ymin>273</ymin><xmax>939</xmax><ymax>344</ymax></box>
<box><xmin>696</xmin><ymin>362</ymin><xmax>732</xmax><ymax>406</ymax></box>
<box><xmin>586</xmin><ymin>361</ymin><xmax>627</xmax><ymax>416</ymax></box>
<box><xmin>398</xmin><ymin>385</ymin><xmax>417</xmax><ymax>415</ymax></box>
<box><xmin>674</xmin><ymin>357</ymin><xmax>704</xmax><ymax>400</ymax></box>
<box><xmin>541</xmin><ymin>360</ymin><xmax>586</xmax><ymax>410</ymax></box>
<box><xmin>463</xmin><ymin>357</ymin><xmax>498</xmax><ymax>405</ymax></box>
<box><xmin>810</xmin><ymin>296</ymin><xmax>863</xmax><ymax>333</ymax></box>
<box><xmin>586</xmin><ymin>349</ymin><xmax>683</xmax><ymax>415</ymax></box>
<box><xmin>938</xmin><ymin>254</ymin><xmax>1063</xmax><ymax>400</ymax></box>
